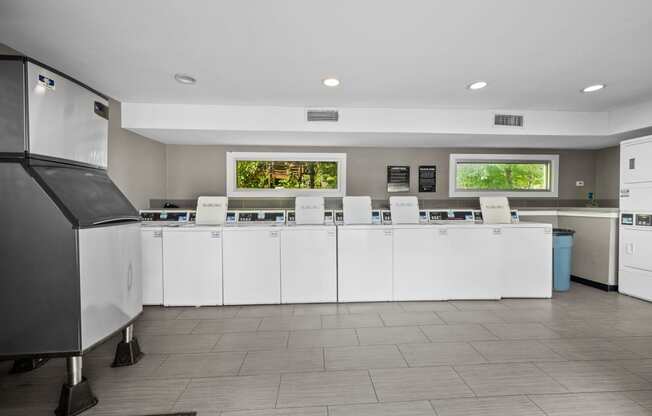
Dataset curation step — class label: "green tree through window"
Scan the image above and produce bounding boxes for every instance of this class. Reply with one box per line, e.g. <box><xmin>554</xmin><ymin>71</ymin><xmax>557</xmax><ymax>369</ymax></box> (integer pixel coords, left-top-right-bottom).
<box><xmin>236</xmin><ymin>160</ymin><xmax>338</xmax><ymax>190</ymax></box>
<box><xmin>456</xmin><ymin>162</ymin><xmax>550</xmax><ymax>191</ymax></box>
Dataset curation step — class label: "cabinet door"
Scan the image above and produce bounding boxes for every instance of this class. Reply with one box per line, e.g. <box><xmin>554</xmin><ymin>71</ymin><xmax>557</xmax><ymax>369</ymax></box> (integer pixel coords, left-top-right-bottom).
<box><xmin>437</xmin><ymin>227</ymin><xmax>502</xmax><ymax>300</ymax></box>
<box><xmin>621</xmin><ymin>139</ymin><xmax>652</xmax><ymax>185</ymax></box>
<box><xmin>163</xmin><ymin>230</ymin><xmax>222</xmax><ymax>306</ymax></box>
<box><xmin>393</xmin><ymin>228</ymin><xmax>441</xmax><ymax>300</ymax></box>
<box><xmin>281</xmin><ymin>228</ymin><xmax>337</xmax><ymax>303</ymax></box>
<box><xmin>223</xmin><ymin>229</ymin><xmax>281</xmax><ymax>305</ymax></box>
<box><xmin>501</xmin><ymin>227</ymin><xmax>552</xmax><ymax>298</ymax></box>
<box><xmin>337</xmin><ymin>228</ymin><xmax>393</xmax><ymax>302</ymax></box>
<box><xmin>141</xmin><ymin>229</ymin><xmax>163</xmax><ymax>305</ymax></box>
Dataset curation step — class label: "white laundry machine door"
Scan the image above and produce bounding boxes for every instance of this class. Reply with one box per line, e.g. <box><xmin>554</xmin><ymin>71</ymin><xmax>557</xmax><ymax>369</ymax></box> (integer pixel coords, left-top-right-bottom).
<box><xmin>141</xmin><ymin>226</ymin><xmax>163</xmax><ymax>305</ymax></box>
<box><xmin>620</xmin><ymin>225</ymin><xmax>652</xmax><ymax>301</ymax></box>
<box><xmin>223</xmin><ymin>227</ymin><xmax>281</xmax><ymax>305</ymax></box>
<box><xmin>162</xmin><ymin>226</ymin><xmax>222</xmax><ymax>306</ymax></box>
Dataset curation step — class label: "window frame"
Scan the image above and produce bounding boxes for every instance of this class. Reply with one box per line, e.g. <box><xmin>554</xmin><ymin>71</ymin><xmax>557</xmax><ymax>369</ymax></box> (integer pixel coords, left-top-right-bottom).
<box><xmin>448</xmin><ymin>153</ymin><xmax>559</xmax><ymax>198</ymax></box>
<box><xmin>226</xmin><ymin>152</ymin><xmax>347</xmax><ymax>197</ymax></box>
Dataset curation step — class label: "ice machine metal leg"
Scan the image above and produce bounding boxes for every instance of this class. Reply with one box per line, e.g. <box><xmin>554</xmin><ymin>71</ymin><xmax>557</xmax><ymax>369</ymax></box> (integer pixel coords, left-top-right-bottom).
<box><xmin>55</xmin><ymin>356</ymin><xmax>98</xmax><ymax>416</ymax></box>
<box><xmin>111</xmin><ymin>323</ymin><xmax>144</xmax><ymax>367</ymax></box>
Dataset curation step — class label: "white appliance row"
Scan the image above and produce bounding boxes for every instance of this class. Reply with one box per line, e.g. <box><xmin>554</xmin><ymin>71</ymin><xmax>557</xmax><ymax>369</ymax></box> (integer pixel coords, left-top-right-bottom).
<box><xmin>619</xmin><ymin>135</ymin><xmax>652</xmax><ymax>301</ymax></box>
<box><xmin>142</xmin><ymin>220</ymin><xmax>552</xmax><ymax>306</ymax></box>
<box><xmin>338</xmin><ymin>222</ymin><xmax>552</xmax><ymax>302</ymax></box>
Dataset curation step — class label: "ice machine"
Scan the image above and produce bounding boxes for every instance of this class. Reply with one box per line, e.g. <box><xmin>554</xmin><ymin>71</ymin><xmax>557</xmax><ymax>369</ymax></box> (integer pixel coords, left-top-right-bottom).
<box><xmin>0</xmin><ymin>56</ymin><xmax>143</xmax><ymax>416</ymax></box>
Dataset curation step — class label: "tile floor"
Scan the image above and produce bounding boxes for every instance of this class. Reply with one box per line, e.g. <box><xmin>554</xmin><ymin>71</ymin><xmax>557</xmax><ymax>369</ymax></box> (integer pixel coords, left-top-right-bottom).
<box><xmin>1</xmin><ymin>283</ymin><xmax>652</xmax><ymax>415</ymax></box>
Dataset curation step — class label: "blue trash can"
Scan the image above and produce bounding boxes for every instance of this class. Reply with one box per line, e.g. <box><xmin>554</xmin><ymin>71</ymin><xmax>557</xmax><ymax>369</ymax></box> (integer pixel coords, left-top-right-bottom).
<box><xmin>553</xmin><ymin>228</ymin><xmax>575</xmax><ymax>291</ymax></box>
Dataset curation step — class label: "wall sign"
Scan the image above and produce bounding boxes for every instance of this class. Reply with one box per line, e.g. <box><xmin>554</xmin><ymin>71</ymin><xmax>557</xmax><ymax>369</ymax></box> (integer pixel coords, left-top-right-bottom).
<box><xmin>418</xmin><ymin>165</ymin><xmax>437</xmax><ymax>192</ymax></box>
<box><xmin>387</xmin><ymin>165</ymin><xmax>410</xmax><ymax>193</ymax></box>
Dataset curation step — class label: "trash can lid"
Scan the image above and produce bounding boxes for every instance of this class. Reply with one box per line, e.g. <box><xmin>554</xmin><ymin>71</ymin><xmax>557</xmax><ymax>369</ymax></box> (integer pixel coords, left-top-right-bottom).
<box><xmin>553</xmin><ymin>228</ymin><xmax>575</xmax><ymax>236</ymax></box>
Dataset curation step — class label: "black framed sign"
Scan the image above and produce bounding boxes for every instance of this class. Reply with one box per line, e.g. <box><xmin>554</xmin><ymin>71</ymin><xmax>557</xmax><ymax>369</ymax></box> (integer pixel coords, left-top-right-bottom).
<box><xmin>418</xmin><ymin>165</ymin><xmax>436</xmax><ymax>192</ymax></box>
<box><xmin>387</xmin><ymin>165</ymin><xmax>410</xmax><ymax>192</ymax></box>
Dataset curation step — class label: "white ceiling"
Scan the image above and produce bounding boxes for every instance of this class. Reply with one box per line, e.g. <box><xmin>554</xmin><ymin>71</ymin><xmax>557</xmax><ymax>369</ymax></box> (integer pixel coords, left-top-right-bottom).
<box><xmin>2</xmin><ymin>0</ymin><xmax>652</xmax><ymax>112</ymax></box>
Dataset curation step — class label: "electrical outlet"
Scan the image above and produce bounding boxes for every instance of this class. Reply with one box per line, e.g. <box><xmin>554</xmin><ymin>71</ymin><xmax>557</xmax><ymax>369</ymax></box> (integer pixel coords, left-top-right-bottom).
<box><xmin>576</xmin><ymin>180</ymin><xmax>585</xmax><ymax>187</ymax></box>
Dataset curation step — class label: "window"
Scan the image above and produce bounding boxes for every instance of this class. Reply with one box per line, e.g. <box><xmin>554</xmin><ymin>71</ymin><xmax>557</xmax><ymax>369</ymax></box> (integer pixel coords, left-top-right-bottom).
<box><xmin>449</xmin><ymin>154</ymin><xmax>559</xmax><ymax>197</ymax></box>
<box><xmin>226</xmin><ymin>152</ymin><xmax>346</xmax><ymax>197</ymax></box>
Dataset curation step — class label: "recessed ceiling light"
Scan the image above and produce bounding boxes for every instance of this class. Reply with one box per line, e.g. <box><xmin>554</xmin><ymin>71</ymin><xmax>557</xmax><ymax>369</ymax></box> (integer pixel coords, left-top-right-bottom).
<box><xmin>581</xmin><ymin>84</ymin><xmax>605</xmax><ymax>93</ymax></box>
<box><xmin>322</xmin><ymin>77</ymin><xmax>340</xmax><ymax>87</ymax></box>
<box><xmin>174</xmin><ymin>73</ymin><xmax>196</xmax><ymax>85</ymax></box>
<box><xmin>467</xmin><ymin>81</ymin><xmax>488</xmax><ymax>90</ymax></box>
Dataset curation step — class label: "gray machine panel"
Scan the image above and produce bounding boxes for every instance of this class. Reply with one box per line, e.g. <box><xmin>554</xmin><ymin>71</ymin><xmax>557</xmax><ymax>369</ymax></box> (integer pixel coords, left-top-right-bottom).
<box><xmin>0</xmin><ymin>162</ymin><xmax>81</xmax><ymax>357</ymax></box>
<box><xmin>0</xmin><ymin>58</ymin><xmax>26</xmax><ymax>154</ymax></box>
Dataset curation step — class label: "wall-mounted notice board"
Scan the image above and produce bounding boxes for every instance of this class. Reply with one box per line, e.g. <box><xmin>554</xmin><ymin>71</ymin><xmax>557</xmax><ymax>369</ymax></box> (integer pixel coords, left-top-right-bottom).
<box><xmin>387</xmin><ymin>165</ymin><xmax>410</xmax><ymax>193</ymax></box>
<box><xmin>418</xmin><ymin>165</ymin><xmax>436</xmax><ymax>192</ymax></box>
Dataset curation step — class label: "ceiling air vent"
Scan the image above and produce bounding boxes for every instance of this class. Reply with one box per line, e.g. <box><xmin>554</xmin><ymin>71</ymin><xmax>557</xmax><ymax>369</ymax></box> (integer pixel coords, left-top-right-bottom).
<box><xmin>307</xmin><ymin>109</ymin><xmax>339</xmax><ymax>122</ymax></box>
<box><xmin>494</xmin><ymin>114</ymin><xmax>524</xmax><ymax>127</ymax></box>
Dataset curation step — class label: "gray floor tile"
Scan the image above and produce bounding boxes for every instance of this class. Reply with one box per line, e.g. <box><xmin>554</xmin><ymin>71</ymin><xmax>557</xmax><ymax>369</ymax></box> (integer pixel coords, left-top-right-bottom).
<box><xmin>325</xmin><ymin>345</ymin><xmax>407</xmax><ymax>370</ymax></box>
<box><xmin>83</xmin><ymin>354</ymin><xmax>169</xmax><ymax>381</ymax></box>
<box><xmin>399</xmin><ymin>342</ymin><xmax>487</xmax><ymax>367</ymax></box>
<box><xmin>177</xmin><ymin>306</ymin><xmax>240</xmax><ymax>319</ymax></box>
<box><xmin>259</xmin><ymin>316</ymin><xmax>322</xmax><ymax>331</ymax></box>
<box><xmin>153</xmin><ymin>352</ymin><xmax>246</xmax><ymax>378</ymax></box>
<box><xmin>492</xmin><ymin>309</ymin><xmax>571</xmax><ymax>323</ymax></box>
<box><xmin>542</xmin><ymin>320</ymin><xmax>630</xmax><ymax>338</ymax></box>
<box><xmin>236</xmin><ymin>305</ymin><xmax>296</xmax><ymax>318</ymax></box>
<box><xmin>436</xmin><ymin>311</ymin><xmax>505</xmax><ymax>324</ymax></box>
<box><xmin>380</xmin><ymin>311</ymin><xmax>445</xmax><ymax>326</ymax></box>
<box><xmin>289</xmin><ymin>329</ymin><xmax>359</xmax><ymax>348</ymax></box>
<box><xmin>221</xmin><ymin>408</ymin><xmax>327</xmax><ymax>416</ymax></box>
<box><xmin>346</xmin><ymin>302</ymin><xmax>405</xmax><ymax>313</ymax></box>
<box><xmin>540</xmin><ymin>338</ymin><xmax>640</xmax><ymax>361</ymax></box>
<box><xmin>617</xmin><ymin>359</ymin><xmax>652</xmax><ymax>382</ymax></box>
<box><xmin>471</xmin><ymin>340</ymin><xmax>566</xmax><ymax>363</ymax></box>
<box><xmin>139</xmin><ymin>306</ymin><xmax>185</xmax><ymax>320</ymax></box>
<box><xmin>139</xmin><ymin>334</ymin><xmax>220</xmax><ymax>354</ymax></box>
<box><xmin>329</xmin><ymin>400</ymin><xmax>436</xmax><ymax>416</ymax></box>
<box><xmin>277</xmin><ymin>370</ymin><xmax>377</xmax><ymax>407</ymax></box>
<box><xmin>483</xmin><ymin>323</ymin><xmax>561</xmax><ymax>340</ymax></box>
<box><xmin>454</xmin><ymin>363</ymin><xmax>568</xmax><ymax>396</ymax></box>
<box><xmin>174</xmin><ymin>375</ymin><xmax>280</xmax><ymax>412</ymax></box>
<box><xmin>370</xmin><ymin>366</ymin><xmax>474</xmax><ymax>401</ymax></box>
<box><xmin>611</xmin><ymin>337</ymin><xmax>652</xmax><ymax>358</ymax></box>
<box><xmin>321</xmin><ymin>313</ymin><xmax>384</xmax><ymax>329</ymax></box>
<box><xmin>535</xmin><ymin>361</ymin><xmax>652</xmax><ymax>392</ymax></box>
<box><xmin>357</xmin><ymin>326</ymin><xmax>429</xmax><ymax>345</ymax></box>
<box><xmin>528</xmin><ymin>391</ymin><xmax>652</xmax><ymax>415</ymax></box>
<box><xmin>431</xmin><ymin>395</ymin><xmax>545</xmax><ymax>416</ymax></box>
<box><xmin>608</xmin><ymin>320</ymin><xmax>652</xmax><ymax>336</ymax></box>
<box><xmin>420</xmin><ymin>324</ymin><xmax>499</xmax><ymax>343</ymax></box>
<box><xmin>135</xmin><ymin>319</ymin><xmax>200</xmax><ymax>335</ymax></box>
<box><xmin>214</xmin><ymin>331</ymin><xmax>290</xmax><ymax>351</ymax></box>
<box><xmin>399</xmin><ymin>301</ymin><xmax>459</xmax><ymax>312</ymax></box>
<box><xmin>625</xmin><ymin>390</ymin><xmax>652</xmax><ymax>410</ymax></box>
<box><xmin>191</xmin><ymin>317</ymin><xmax>263</xmax><ymax>333</ymax></box>
<box><xmin>293</xmin><ymin>303</ymin><xmax>350</xmax><ymax>316</ymax></box>
<box><xmin>450</xmin><ymin>300</ymin><xmax>510</xmax><ymax>311</ymax></box>
<box><xmin>240</xmin><ymin>348</ymin><xmax>324</xmax><ymax>375</ymax></box>
<box><xmin>84</xmin><ymin>378</ymin><xmax>190</xmax><ymax>416</ymax></box>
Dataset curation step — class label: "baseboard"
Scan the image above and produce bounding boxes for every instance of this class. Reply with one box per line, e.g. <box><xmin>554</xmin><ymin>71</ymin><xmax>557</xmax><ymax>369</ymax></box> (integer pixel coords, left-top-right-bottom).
<box><xmin>571</xmin><ymin>275</ymin><xmax>618</xmax><ymax>292</ymax></box>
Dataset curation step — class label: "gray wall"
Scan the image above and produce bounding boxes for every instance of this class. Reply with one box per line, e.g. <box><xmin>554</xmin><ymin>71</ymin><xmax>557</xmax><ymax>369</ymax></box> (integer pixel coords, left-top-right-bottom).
<box><xmin>595</xmin><ymin>146</ymin><xmax>620</xmax><ymax>201</ymax></box>
<box><xmin>0</xmin><ymin>43</ymin><xmax>20</xmax><ymax>55</ymax></box>
<box><xmin>164</xmin><ymin>144</ymin><xmax>615</xmax><ymax>202</ymax></box>
<box><xmin>107</xmin><ymin>99</ymin><xmax>167</xmax><ymax>209</ymax></box>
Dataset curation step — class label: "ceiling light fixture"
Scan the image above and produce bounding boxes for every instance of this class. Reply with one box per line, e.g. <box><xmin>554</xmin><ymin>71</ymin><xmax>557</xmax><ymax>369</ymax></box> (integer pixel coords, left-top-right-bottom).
<box><xmin>467</xmin><ymin>81</ymin><xmax>488</xmax><ymax>90</ymax></box>
<box><xmin>581</xmin><ymin>84</ymin><xmax>605</xmax><ymax>93</ymax></box>
<box><xmin>174</xmin><ymin>73</ymin><xmax>197</xmax><ymax>85</ymax></box>
<box><xmin>322</xmin><ymin>77</ymin><xmax>340</xmax><ymax>87</ymax></box>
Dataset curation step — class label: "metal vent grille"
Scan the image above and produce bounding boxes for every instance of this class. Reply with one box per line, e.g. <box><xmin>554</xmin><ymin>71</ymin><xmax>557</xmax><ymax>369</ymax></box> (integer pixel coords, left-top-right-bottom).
<box><xmin>494</xmin><ymin>114</ymin><xmax>524</xmax><ymax>127</ymax></box>
<box><xmin>307</xmin><ymin>109</ymin><xmax>339</xmax><ymax>122</ymax></box>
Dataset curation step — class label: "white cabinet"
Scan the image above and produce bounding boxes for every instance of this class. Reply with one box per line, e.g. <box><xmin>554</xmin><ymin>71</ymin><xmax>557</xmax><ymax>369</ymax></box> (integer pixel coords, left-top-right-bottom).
<box><xmin>620</xmin><ymin>227</ymin><xmax>652</xmax><ymax>301</ymax></box>
<box><xmin>501</xmin><ymin>225</ymin><xmax>552</xmax><ymax>298</ymax></box>
<box><xmin>141</xmin><ymin>227</ymin><xmax>163</xmax><ymax>305</ymax></box>
<box><xmin>392</xmin><ymin>226</ymin><xmax>442</xmax><ymax>301</ymax></box>
<box><xmin>223</xmin><ymin>227</ymin><xmax>281</xmax><ymax>305</ymax></box>
<box><xmin>437</xmin><ymin>226</ymin><xmax>502</xmax><ymax>300</ymax></box>
<box><xmin>337</xmin><ymin>225</ymin><xmax>393</xmax><ymax>302</ymax></box>
<box><xmin>162</xmin><ymin>226</ymin><xmax>222</xmax><ymax>306</ymax></box>
<box><xmin>281</xmin><ymin>226</ymin><xmax>337</xmax><ymax>303</ymax></box>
